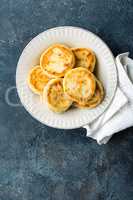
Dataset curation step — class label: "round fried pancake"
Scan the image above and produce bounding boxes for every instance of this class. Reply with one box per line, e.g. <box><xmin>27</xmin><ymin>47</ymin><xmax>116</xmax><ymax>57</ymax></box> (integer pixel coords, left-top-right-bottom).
<box><xmin>63</xmin><ymin>67</ymin><xmax>96</xmax><ymax>103</ymax></box>
<box><xmin>74</xmin><ymin>78</ymin><xmax>104</xmax><ymax>108</ymax></box>
<box><xmin>40</xmin><ymin>44</ymin><xmax>75</xmax><ymax>78</ymax></box>
<box><xmin>44</xmin><ymin>78</ymin><xmax>72</xmax><ymax>113</ymax></box>
<box><xmin>28</xmin><ymin>65</ymin><xmax>50</xmax><ymax>95</ymax></box>
<box><xmin>72</xmin><ymin>48</ymin><xmax>96</xmax><ymax>72</ymax></box>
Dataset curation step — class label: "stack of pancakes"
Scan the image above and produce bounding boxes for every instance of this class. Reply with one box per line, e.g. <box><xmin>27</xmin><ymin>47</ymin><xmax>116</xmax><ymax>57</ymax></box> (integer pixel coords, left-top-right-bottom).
<box><xmin>28</xmin><ymin>44</ymin><xmax>104</xmax><ymax>113</ymax></box>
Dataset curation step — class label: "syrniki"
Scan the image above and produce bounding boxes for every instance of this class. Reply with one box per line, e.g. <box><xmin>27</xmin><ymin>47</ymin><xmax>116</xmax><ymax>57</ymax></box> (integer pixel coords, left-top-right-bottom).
<box><xmin>27</xmin><ymin>65</ymin><xmax>50</xmax><ymax>94</ymax></box>
<box><xmin>40</xmin><ymin>44</ymin><xmax>75</xmax><ymax>78</ymax></box>
<box><xmin>43</xmin><ymin>78</ymin><xmax>72</xmax><ymax>113</ymax></box>
<box><xmin>72</xmin><ymin>48</ymin><xmax>96</xmax><ymax>72</ymax></box>
<box><xmin>63</xmin><ymin>67</ymin><xmax>96</xmax><ymax>103</ymax></box>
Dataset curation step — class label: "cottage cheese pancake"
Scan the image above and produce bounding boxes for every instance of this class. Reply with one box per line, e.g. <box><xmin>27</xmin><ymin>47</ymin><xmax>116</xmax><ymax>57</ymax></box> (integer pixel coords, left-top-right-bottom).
<box><xmin>40</xmin><ymin>44</ymin><xmax>75</xmax><ymax>78</ymax></box>
<box><xmin>28</xmin><ymin>65</ymin><xmax>50</xmax><ymax>95</ymax></box>
<box><xmin>44</xmin><ymin>78</ymin><xmax>72</xmax><ymax>113</ymax></box>
<box><xmin>63</xmin><ymin>67</ymin><xmax>96</xmax><ymax>103</ymax></box>
<box><xmin>72</xmin><ymin>48</ymin><xmax>96</xmax><ymax>72</ymax></box>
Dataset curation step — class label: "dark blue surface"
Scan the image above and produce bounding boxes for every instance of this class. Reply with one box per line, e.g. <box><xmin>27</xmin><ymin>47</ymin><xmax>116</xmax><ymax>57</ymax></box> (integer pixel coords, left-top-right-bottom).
<box><xmin>0</xmin><ymin>0</ymin><xmax>133</xmax><ymax>199</ymax></box>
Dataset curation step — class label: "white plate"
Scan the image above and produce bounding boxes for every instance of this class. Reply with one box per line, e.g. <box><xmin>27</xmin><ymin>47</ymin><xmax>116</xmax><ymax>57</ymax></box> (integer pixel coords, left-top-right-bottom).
<box><xmin>16</xmin><ymin>26</ymin><xmax>117</xmax><ymax>129</ymax></box>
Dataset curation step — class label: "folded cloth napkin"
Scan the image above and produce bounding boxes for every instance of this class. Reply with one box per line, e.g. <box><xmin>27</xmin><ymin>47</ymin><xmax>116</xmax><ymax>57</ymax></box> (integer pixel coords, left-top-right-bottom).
<box><xmin>83</xmin><ymin>53</ymin><xmax>133</xmax><ymax>144</ymax></box>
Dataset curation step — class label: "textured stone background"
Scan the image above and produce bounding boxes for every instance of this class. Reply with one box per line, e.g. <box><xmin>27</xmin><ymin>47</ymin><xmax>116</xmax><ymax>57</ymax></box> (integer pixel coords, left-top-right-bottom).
<box><xmin>0</xmin><ymin>0</ymin><xmax>133</xmax><ymax>199</ymax></box>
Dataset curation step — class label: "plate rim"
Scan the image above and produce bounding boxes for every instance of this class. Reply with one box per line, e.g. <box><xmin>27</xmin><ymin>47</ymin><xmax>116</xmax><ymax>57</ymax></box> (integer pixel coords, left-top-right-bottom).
<box><xmin>16</xmin><ymin>26</ymin><xmax>117</xmax><ymax>129</ymax></box>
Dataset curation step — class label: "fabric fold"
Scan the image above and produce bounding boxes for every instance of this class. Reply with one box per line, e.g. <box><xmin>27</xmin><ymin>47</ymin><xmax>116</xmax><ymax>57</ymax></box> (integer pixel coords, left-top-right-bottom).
<box><xmin>83</xmin><ymin>53</ymin><xmax>133</xmax><ymax>144</ymax></box>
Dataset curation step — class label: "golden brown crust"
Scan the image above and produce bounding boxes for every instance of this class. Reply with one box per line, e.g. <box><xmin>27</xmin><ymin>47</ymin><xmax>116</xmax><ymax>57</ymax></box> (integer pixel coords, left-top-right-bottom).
<box><xmin>74</xmin><ymin>78</ymin><xmax>104</xmax><ymax>108</ymax></box>
<box><xmin>40</xmin><ymin>44</ymin><xmax>75</xmax><ymax>78</ymax></box>
<box><xmin>72</xmin><ymin>47</ymin><xmax>96</xmax><ymax>72</ymax></box>
<box><xmin>63</xmin><ymin>67</ymin><xmax>96</xmax><ymax>103</ymax></box>
<box><xmin>43</xmin><ymin>78</ymin><xmax>72</xmax><ymax>113</ymax></box>
<box><xmin>27</xmin><ymin>65</ymin><xmax>50</xmax><ymax>95</ymax></box>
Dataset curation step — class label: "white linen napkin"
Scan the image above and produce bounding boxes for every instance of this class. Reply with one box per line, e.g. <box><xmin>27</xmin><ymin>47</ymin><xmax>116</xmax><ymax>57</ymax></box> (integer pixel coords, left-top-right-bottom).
<box><xmin>83</xmin><ymin>53</ymin><xmax>133</xmax><ymax>144</ymax></box>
